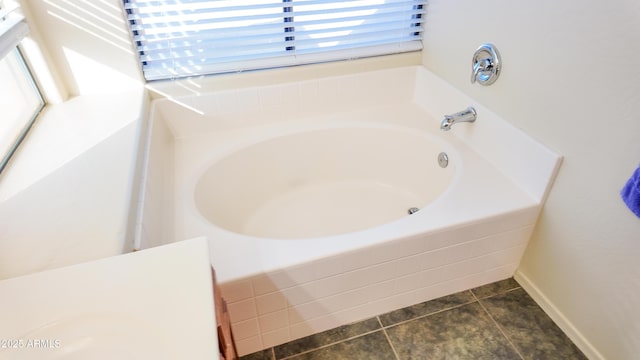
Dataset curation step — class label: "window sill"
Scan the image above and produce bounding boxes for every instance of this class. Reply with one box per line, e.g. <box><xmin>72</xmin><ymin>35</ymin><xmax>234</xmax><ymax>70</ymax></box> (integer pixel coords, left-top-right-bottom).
<box><xmin>0</xmin><ymin>88</ymin><xmax>147</xmax><ymax>280</ymax></box>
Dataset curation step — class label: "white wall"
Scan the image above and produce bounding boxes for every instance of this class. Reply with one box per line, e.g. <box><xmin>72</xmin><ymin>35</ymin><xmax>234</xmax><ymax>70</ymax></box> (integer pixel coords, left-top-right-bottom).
<box><xmin>21</xmin><ymin>0</ymin><xmax>142</xmax><ymax>97</ymax></box>
<box><xmin>422</xmin><ymin>1</ymin><xmax>640</xmax><ymax>359</ymax></box>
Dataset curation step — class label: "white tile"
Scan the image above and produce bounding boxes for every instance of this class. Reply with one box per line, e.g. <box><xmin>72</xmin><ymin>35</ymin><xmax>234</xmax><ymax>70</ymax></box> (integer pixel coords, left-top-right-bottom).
<box><xmin>435</xmin><ymin>256</ymin><xmax>487</xmax><ymax>285</ymax></box>
<box><xmin>483</xmin><ymin>262</ymin><xmax>518</xmax><ymax>282</ymax></box>
<box><xmin>485</xmin><ymin>244</ymin><xmax>529</xmax><ymax>268</ymax></box>
<box><xmin>282</xmin><ymin>285</ymin><xmax>316</xmax><ymax>307</ymax></box>
<box><xmin>278</xmin><ymin>263</ymin><xmax>321</xmax><ymax>287</ymax></box>
<box><xmin>361</xmin><ymin>293</ymin><xmax>415</xmax><ymax>318</ymax></box>
<box><xmin>231</xmin><ymin>318</ymin><xmax>260</xmax><ymax>340</ymax></box>
<box><xmin>290</xmin><ymin>285</ymin><xmax>372</xmax><ymax>321</ymax></box>
<box><xmin>318</xmin><ymin>77</ymin><xmax>343</xmax><ymax>111</ymax></box>
<box><xmin>220</xmin><ymin>279</ymin><xmax>254</xmax><ymax>303</ymax></box>
<box><xmin>338</xmin><ymin>76</ymin><xmax>366</xmax><ymax>108</ymax></box>
<box><xmin>403</xmin><ymin>250</ymin><xmax>436</xmax><ymax>275</ymax></box>
<box><xmin>288</xmin><ymin>321</ymin><xmax>316</xmax><ymax>341</ymax></box>
<box><xmin>297</xmin><ymin>80</ymin><xmax>322</xmax><ymax>115</ymax></box>
<box><xmin>413</xmin><ymin>281</ymin><xmax>461</xmax><ymax>303</ymax></box>
<box><xmin>470</xmin><ymin>210</ymin><xmax>537</xmax><ymax>239</ymax></box>
<box><xmin>235</xmin><ymin>336</ymin><xmax>263</xmax><ymax>357</ymax></box>
<box><xmin>415</xmin><ymin>267</ymin><xmax>445</xmax><ymax>289</ymax></box>
<box><xmin>215</xmin><ymin>90</ymin><xmax>241</xmax><ymax>114</ymax></box>
<box><xmin>417</xmin><ymin>248</ymin><xmax>452</xmax><ymax>271</ymax></box>
<box><xmin>354</xmin><ymin>74</ymin><xmax>383</xmax><ymax>106</ymax></box>
<box><xmin>238</xmin><ymin>87</ymin><xmax>261</xmax><ymax>113</ymax></box>
<box><xmin>298</xmin><ymin>314</ymin><xmax>344</xmax><ymax>336</ymax></box>
<box><xmin>227</xmin><ymin>298</ymin><xmax>257</xmax><ymax>323</ymax></box>
<box><xmin>449</xmin><ymin>272</ymin><xmax>490</xmax><ymax>293</ymax></box>
<box><xmin>251</xmin><ymin>274</ymin><xmax>280</xmax><ymax>296</ymax></box>
<box><xmin>310</xmin><ymin>268</ymin><xmax>372</xmax><ymax>299</ymax></box>
<box><xmin>362</xmin><ymin>260</ymin><xmax>401</xmax><ymax>285</ymax></box>
<box><xmin>368</xmin><ymin>252</ymin><xmax>425</xmax><ymax>283</ymax></box>
<box><xmin>253</xmin><ymin>264</ymin><xmax>318</xmax><ymax>296</ymax></box>
<box><xmin>256</xmin><ymin>291</ymin><xmax>288</xmax><ymax>315</ymax></box>
<box><xmin>259</xmin><ymin>309</ymin><xmax>289</xmax><ymax>332</ymax></box>
<box><xmin>312</xmin><ymin>252</ymin><xmax>370</xmax><ymax>279</ymax></box>
<box><xmin>288</xmin><ymin>299</ymin><xmax>328</xmax><ymax>322</ymax></box>
<box><xmin>423</xmin><ymin>229</ymin><xmax>469</xmax><ymax>253</ymax></box>
<box><xmin>393</xmin><ymin>272</ymin><xmax>424</xmax><ymax>295</ymax></box>
<box><xmin>363</xmin><ymin>278</ymin><xmax>397</xmax><ymax>303</ymax></box>
<box><xmin>444</xmin><ymin>242</ymin><xmax>474</xmax><ymax>264</ymax></box>
<box><xmin>421</xmin><ymin>214</ymin><xmax>530</xmax><ymax>255</ymax></box>
<box><xmin>262</xmin><ymin>327</ymin><xmax>290</xmax><ymax>348</ymax></box>
<box><xmin>332</xmin><ymin>285</ymin><xmax>375</xmax><ymax>310</ymax></box>
<box><xmin>188</xmin><ymin>93</ymin><xmax>219</xmax><ymax>115</ymax></box>
<box><xmin>467</xmin><ymin>225</ymin><xmax>533</xmax><ymax>257</ymax></box>
<box><xmin>280</xmin><ymin>83</ymin><xmax>300</xmax><ymax>115</ymax></box>
<box><xmin>259</xmin><ymin>84</ymin><xmax>287</xmax><ymax>114</ymax></box>
<box><xmin>287</xmin><ymin>306</ymin><xmax>306</xmax><ymax>326</ymax></box>
<box><xmin>366</xmin><ymin>234</ymin><xmax>428</xmax><ymax>265</ymax></box>
<box><xmin>329</xmin><ymin>304</ymin><xmax>376</xmax><ymax>326</ymax></box>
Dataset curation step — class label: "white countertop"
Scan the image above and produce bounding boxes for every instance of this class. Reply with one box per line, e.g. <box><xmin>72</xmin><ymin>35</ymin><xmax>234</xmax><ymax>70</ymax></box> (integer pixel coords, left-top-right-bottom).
<box><xmin>0</xmin><ymin>237</ymin><xmax>219</xmax><ymax>360</ymax></box>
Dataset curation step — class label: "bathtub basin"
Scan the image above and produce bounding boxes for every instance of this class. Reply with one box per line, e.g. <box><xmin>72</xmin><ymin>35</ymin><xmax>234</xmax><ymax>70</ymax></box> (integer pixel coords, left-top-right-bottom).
<box><xmin>194</xmin><ymin>126</ymin><xmax>456</xmax><ymax>239</ymax></box>
<box><xmin>140</xmin><ymin>65</ymin><xmax>561</xmax><ymax>355</ymax></box>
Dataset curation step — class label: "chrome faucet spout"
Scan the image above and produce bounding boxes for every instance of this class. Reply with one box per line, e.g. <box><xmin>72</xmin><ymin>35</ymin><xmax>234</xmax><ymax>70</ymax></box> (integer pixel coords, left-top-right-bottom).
<box><xmin>440</xmin><ymin>106</ymin><xmax>477</xmax><ymax>131</ymax></box>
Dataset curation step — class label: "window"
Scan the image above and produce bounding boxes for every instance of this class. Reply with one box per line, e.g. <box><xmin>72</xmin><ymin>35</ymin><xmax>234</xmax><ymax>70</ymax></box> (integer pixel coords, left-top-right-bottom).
<box><xmin>0</xmin><ymin>0</ymin><xmax>45</xmax><ymax>174</ymax></box>
<box><xmin>124</xmin><ymin>0</ymin><xmax>426</xmax><ymax>81</ymax></box>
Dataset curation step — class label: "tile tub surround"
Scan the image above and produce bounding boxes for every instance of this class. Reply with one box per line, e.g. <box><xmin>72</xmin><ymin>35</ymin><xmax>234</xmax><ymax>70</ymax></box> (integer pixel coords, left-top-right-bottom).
<box><xmin>139</xmin><ymin>66</ymin><xmax>562</xmax><ymax>355</ymax></box>
<box><xmin>223</xmin><ymin>216</ymin><xmax>536</xmax><ymax>355</ymax></box>
<box><xmin>241</xmin><ymin>278</ymin><xmax>587</xmax><ymax>360</ymax></box>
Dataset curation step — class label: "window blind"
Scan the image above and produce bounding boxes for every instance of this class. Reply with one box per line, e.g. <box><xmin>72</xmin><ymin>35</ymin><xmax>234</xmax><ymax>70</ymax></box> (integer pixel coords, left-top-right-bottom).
<box><xmin>124</xmin><ymin>0</ymin><xmax>426</xmax><ymax>81</ymax></box>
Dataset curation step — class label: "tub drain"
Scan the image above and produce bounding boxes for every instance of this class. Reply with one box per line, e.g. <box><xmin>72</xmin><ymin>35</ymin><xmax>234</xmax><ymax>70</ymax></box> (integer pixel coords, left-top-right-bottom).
<box><xmin>438</xmin><ymin>152</ymin><xmax>449</xmax><ymax>168</ymax></box>
<box><xmin>408</xmin><ymin>207</ymin><xmax>420</xmax><ymax>215</ymax></box>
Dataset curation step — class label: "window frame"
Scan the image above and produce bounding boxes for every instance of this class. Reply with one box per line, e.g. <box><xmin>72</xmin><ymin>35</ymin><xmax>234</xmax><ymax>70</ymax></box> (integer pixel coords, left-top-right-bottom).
<box><xmin>0</xmin><ymin>27</ymin><xmax>45</xmax><ymax>175</ymax></box>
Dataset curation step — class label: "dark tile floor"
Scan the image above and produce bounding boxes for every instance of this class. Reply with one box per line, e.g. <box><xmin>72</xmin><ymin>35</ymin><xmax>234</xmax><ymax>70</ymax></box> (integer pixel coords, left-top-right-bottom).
<box><xmin>240</xmin><ymin>278</ymin><xmax>587</xmax><ymax>360</ymax></box>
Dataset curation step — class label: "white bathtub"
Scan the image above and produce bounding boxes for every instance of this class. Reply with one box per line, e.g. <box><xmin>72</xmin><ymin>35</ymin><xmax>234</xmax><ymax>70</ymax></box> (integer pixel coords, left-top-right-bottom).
<box><xmin>194</xmin><ymin>125</ymin><xmax>457</xmax><ymax>239</ymax></box>
<box><xmin>139</xmin><ymin>66</ymin><xmax>561</xmax><ymax>355</ymax></box>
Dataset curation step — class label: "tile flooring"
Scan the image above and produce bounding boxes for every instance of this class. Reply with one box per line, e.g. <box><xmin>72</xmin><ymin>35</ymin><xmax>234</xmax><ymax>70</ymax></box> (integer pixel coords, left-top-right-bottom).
<box><xmin>240</xmin><ymin>278</ymin><xmax>587</xmax><ymax>360</ymax></box>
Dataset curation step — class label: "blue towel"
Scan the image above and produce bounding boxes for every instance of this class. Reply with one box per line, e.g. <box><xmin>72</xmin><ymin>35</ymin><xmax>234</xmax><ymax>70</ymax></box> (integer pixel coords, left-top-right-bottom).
<box><xmin>621</xmin><ymin>165</ymin><xmax>640</xmax><ymax>218</ymax></box>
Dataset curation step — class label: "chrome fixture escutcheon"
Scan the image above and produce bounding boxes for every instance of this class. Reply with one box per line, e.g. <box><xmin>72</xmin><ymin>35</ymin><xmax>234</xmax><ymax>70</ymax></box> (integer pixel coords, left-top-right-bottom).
<box><xmin>471</xmin><ymin>43</ymin><xmax>501</xmax><ymax>86</ymax></box>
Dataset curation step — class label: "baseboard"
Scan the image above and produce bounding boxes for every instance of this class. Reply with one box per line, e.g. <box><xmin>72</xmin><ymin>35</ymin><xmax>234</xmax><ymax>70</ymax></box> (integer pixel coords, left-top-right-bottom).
<box><xmin>514</xmin><ymin>270</ymin><xmax>605</xmax><ymax>360</ymax></box>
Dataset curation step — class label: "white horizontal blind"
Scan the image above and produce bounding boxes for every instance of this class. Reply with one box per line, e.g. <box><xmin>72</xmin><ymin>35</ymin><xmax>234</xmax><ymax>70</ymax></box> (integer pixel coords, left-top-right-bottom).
<box><xmin>0</xmin><ymin>0</ymin><xmax>28</xmax><ymax>59</ymax></box>
<box><xmin>124</xmin><ymin>0</ymin><xmax>426</xmax><ymax>81</ymax></box>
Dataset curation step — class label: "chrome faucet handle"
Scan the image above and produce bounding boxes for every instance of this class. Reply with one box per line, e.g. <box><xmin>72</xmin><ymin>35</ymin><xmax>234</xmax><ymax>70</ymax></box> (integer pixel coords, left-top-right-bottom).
<box><xmin>471</xmin><ymin>58</ymin><xmax>492</xmax><ymax>84</ymax></box>
<box><xmin>471</xmin><ymin>43</ymin><xmax>501</xmax><ymax>86</ymax></box>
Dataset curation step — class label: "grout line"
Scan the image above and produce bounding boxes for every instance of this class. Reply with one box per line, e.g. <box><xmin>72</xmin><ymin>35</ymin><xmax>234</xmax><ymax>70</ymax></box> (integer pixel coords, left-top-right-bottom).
<box><xmin>277</xmin><ymin>328</ymin><xmax>383</xmax><ymax>360</ymax></box>
<box><xmin>470</xmin><ymin>286</ymin><xmax>523</xmax><ymax>301</ymax></box>
<box><xmin>377</xmin><ymin>316</ymin><xmax>401</xmax><ymax>360</ymax></box>
<box><xmin>471</xmin><ymin>291</ymin><xmax>526</xmax><ymax>360</ymax></box>
<box><xmin>380</xmin><ymin>293</ymin><xmax>477</xmax><ymax>330</ymax></box>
